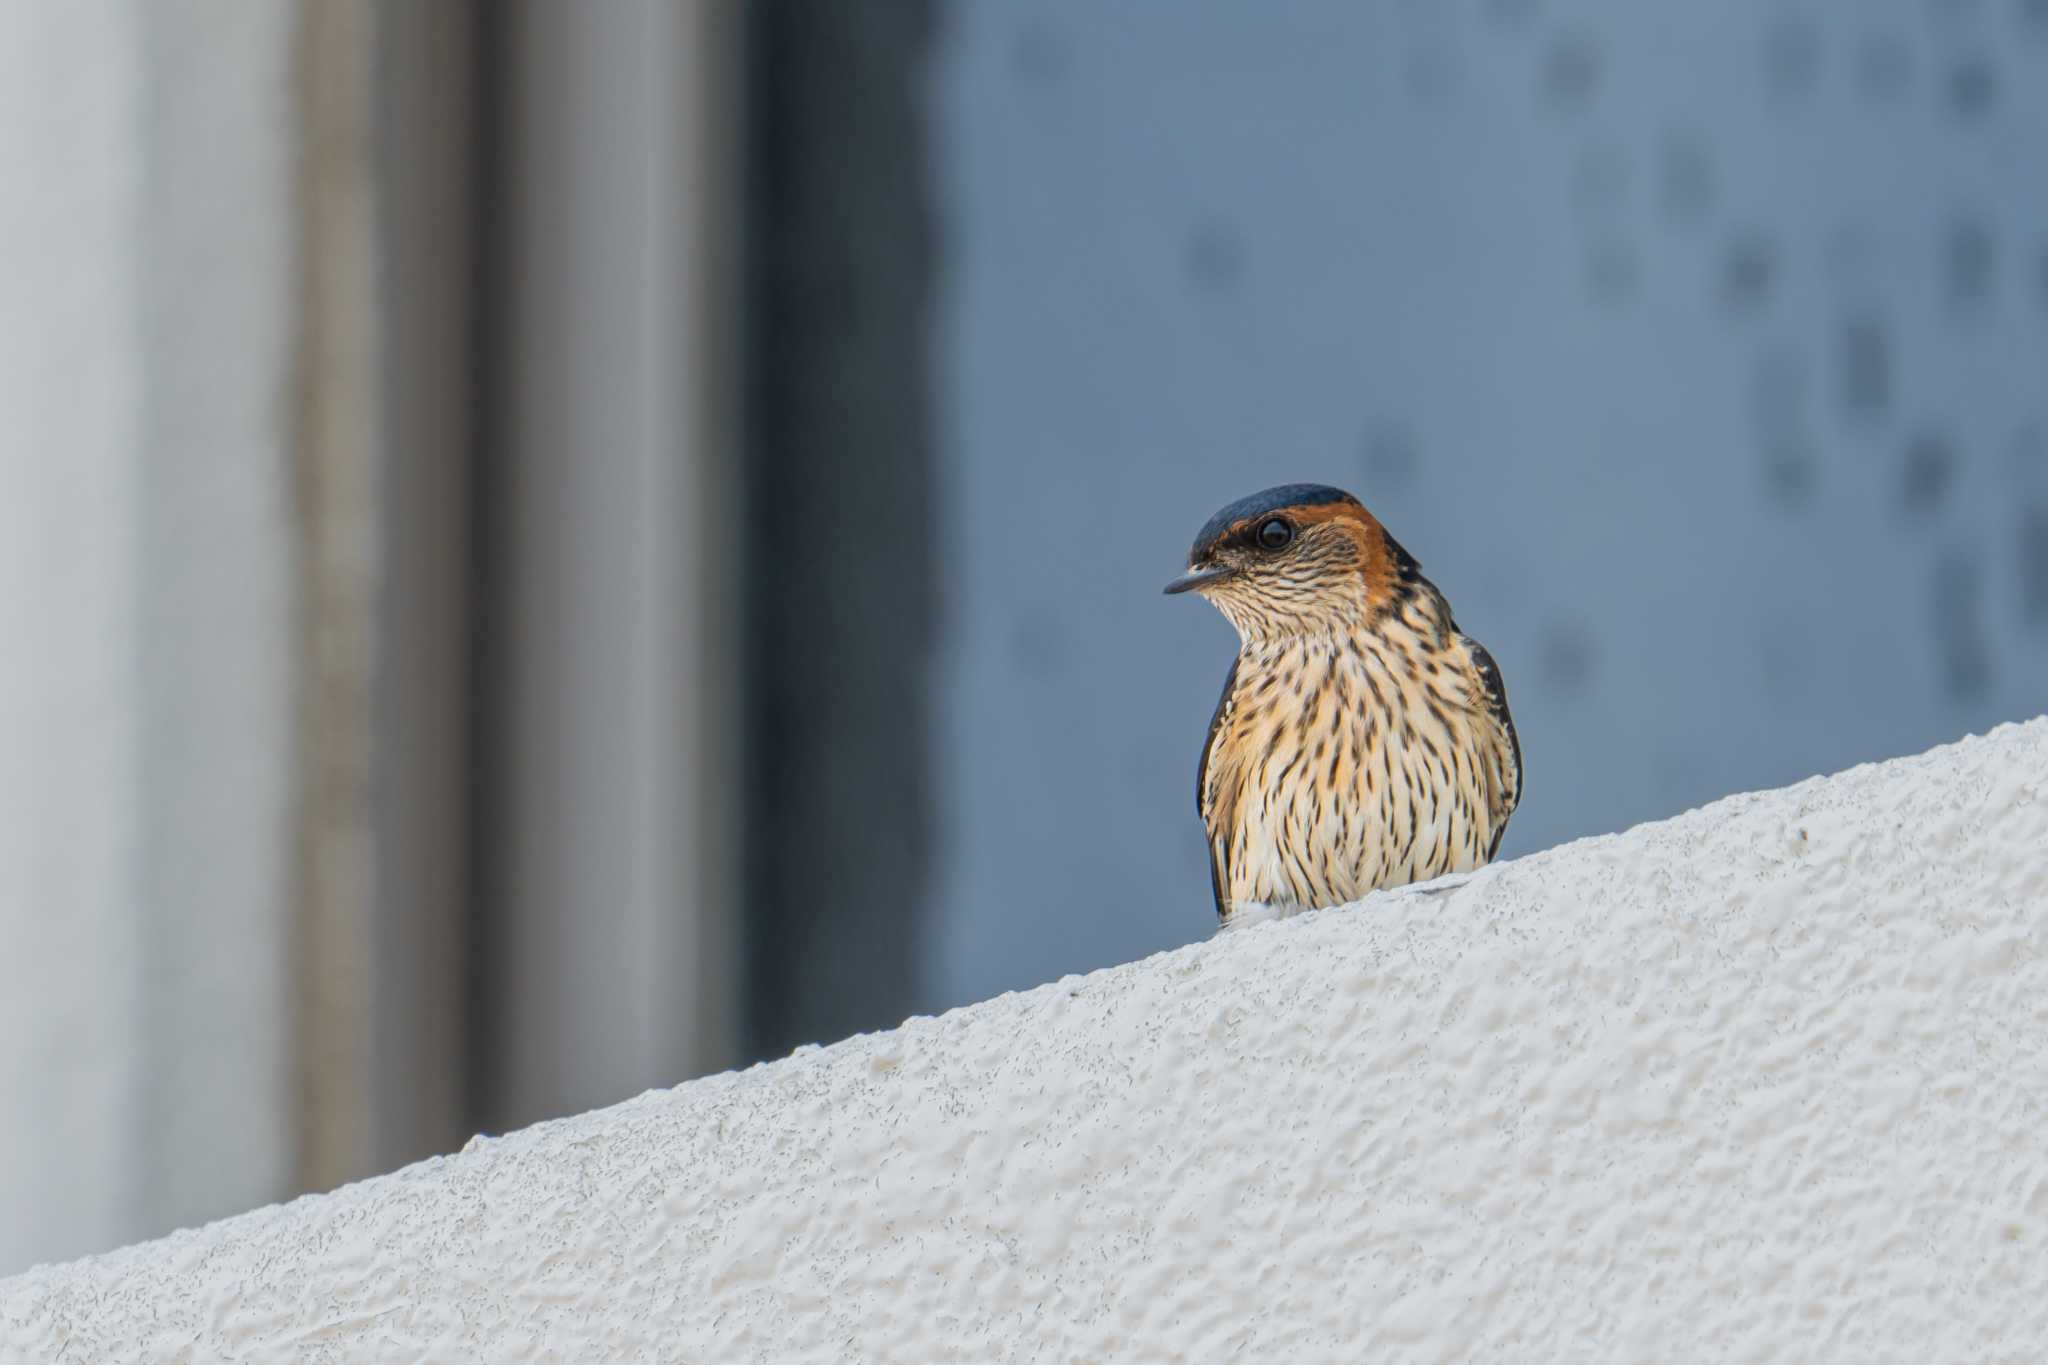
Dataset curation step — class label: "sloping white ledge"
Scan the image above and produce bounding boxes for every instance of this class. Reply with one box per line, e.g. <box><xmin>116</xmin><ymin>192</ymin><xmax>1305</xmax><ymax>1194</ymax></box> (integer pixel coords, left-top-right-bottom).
<box><xmin>5</xmin><ymin>721</ymin><xmax>2047</xmax><ymax>1363</ymax></box>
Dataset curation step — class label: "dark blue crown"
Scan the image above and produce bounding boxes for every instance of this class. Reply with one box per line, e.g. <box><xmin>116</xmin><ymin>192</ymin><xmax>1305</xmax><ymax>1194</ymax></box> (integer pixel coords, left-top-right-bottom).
<box><xmin>1188</xmin><ymin>483</ymin><xmax>1361</xmax><ymax>561</ymax></box>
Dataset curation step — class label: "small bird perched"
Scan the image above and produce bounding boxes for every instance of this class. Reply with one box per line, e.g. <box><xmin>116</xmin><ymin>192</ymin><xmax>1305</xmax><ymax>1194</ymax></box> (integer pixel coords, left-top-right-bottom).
<box><xmin>1165</xmin><ymin>483</ymin><xmax>1521</xmax><ymax>926</ymax></box>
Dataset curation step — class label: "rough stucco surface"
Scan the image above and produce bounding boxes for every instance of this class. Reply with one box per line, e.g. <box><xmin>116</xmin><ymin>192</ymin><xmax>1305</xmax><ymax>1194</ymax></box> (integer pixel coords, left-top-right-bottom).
<box><xmin>5</xmin><ymin>721</ymin><xmax>2047</xmax><ymax>1363</ymax></box>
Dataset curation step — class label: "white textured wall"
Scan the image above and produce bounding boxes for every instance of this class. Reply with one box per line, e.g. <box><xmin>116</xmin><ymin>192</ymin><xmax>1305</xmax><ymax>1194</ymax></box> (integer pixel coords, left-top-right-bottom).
<box><xmin>0</xmin><ymin>1</ymin><xmax>297</xmax><ymax>1272</ymax></box>
<box><xmin>4</xmin><ymin>719</ymin><xmax>2046</xmax><ymax>1362</ymax></box>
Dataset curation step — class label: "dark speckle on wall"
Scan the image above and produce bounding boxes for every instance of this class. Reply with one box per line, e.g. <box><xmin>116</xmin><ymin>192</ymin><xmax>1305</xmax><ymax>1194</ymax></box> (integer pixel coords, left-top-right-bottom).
<box><xmin>1943</xmin><ymin>214</ymin><xmax>1996</xmax><ymax>320</ymax></box>
<box><xmin>2019</xmin><ymin>422</ymin><xmax>2047</xmax><ymax>481</ymax></box>
<box><xmin>1184</xmin><ymin>221</ymin><xmax>1244</xmax><ymax>292</ymax></box>
<box><xmin>1361</xmin><ymin>419</ymin><xmax>1419</xmax><ymax>492</ymax></box>
<box><xmin>1855</xmin><ymin>31</ymin><xmax>1911</xmax><ymax>101</ymax></box>
<box><xmin>1836</xmin><ymin>310</ymin><xmax>1892</xmax><ymax>426</ymax></box>
<box><xmin>1944</xmin><ymin>52</ymin><xmax>1997</xmax><ymax>122</ymax></box>
<box><xmin>1824</xmin><ymin>222</ymin><xmax>1874</xmax><ymax>293</ymax></box>
<box><xmin>1541</xmin><ymin>30</ymin><xmax>1602</xmax><ymax>112</ymax></box>
<box><xmin>1649</xmin><ymin>746</ymin><xmax>1706</xmax><ymax>807</ymax></box>
<box><xmin>1658</xmin><ymin>127</ymin><xmax>1716</xmax><ymax>229</ymax></box>
<box><xmin>1721</xmin><ymin>230</ymin><xmax>1777</xmax><ymax>313</ymax></box>
<box><xmin>1121</xmin><ymin>739</ymin><xmax>1170</xmax><ymax>800</ymax></box>
<box><xmin>1010</xmin><ymin>609</ymin><xmax>1065</xmax><ymax>680</ymax></box>
<box><xmin>1930</xmin><ymin>544</ymin><xmax>1993</xmax><ymax>701</ymax></box>
<box><xmin>1011</xmin><ymin>18</ymin><xmax>1070</xmax><ymax>86</ymax></box>
<box><xmin>1759</xmin><ymin>616</ymin><xmax>1811</xmax><ymax>697</ymax></box>
<box><xmin>1538</xmin><ymin>618</ymin><xmax>1597</xmax><ymax>697</ymax></box>
<box><xmin>1584</xmin><ymin>237</ymin><xmax>1639</xmax><ymax>306</ymax></box>
<box><xmin>1762</xmin><ymin>16</ymin><xmax>1821</xmax><ymax>105</ymax></box>
<box><xmin>1762</xmin><ymin>434</ymin><xmax>1820</xmax><ymax>511</ymax></box>
<box><xmin>1572</xmin><ymin>141</ymin><xmax>1629</xmax><ymax>220</ymax></box>
<box><xmin>1406</xmin><ymin>44</ymin><xmax>1460</xmax><ymax>103</ymax></box>
<box><xmin>1485</xmin><ymin>0</ymin><xmax>1540</xmax><ymax>29</ymax></box>
<box><xmin>1752</xmin><ymin>344</ymin><xmax>1806</xmax><ymax>429</ymax></box>
<box><xmin>1754</xmin><ymin>346</ymin><xmax>1817</xmax><ymax>510</ymax></box>
<box><xmin>2021</xmin><ymin>507</ymin><xmax>2048</xmax><ymax>628</ymax></box>
<box><xmin>2017</xmin><ymin>425</ymin><xmax>2048</xmax><ymax>628</ymax></box>
<box><xmin>1902</xmin><ymin>429</ymin><xmax>1960</xmax><ymax>521</ymax></box>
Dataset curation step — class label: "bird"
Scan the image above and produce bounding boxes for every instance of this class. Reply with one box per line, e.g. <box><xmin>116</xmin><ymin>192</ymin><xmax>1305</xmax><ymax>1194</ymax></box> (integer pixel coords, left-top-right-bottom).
<box><xmin>1164</xmin><ymin>483</ymin><xmax>1520</xmax><ymax>927</ymax></box>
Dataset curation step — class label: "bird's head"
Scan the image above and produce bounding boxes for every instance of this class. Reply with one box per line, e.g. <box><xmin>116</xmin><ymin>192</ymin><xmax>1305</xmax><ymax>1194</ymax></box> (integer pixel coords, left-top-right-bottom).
<box><xmin>1163</xmin><ymin>483</ymin><xmax>1409</xmax><ymax>641</ymax></box>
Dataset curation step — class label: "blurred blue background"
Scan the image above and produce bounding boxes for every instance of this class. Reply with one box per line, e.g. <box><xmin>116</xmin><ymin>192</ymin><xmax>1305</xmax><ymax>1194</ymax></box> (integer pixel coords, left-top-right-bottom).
<box><xmin>928</xmin><ymin>0</ymin><xmax>2048</xmax><ymax>1003</ymax></box>
<box><xmin>1</xmin><ymin>0</ymin><xmax>2042</xmax><ymax>1275</ymax></box>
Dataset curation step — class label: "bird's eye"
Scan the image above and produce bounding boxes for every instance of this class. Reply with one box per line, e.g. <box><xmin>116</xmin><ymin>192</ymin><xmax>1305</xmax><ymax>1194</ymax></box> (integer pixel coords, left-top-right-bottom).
<box><xmin>1256</xmin><ymin>518</ymin><xmax>1295</xmax><ymax>551</ymax></box>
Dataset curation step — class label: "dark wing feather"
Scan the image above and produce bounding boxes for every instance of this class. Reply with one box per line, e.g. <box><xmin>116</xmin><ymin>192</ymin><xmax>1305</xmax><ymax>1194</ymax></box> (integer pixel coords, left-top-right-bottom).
<box><xmin>1462</xmin><ymin>636</ymin><xmax>1521</xmax><ymax>859</ymax></box>
<box><xmin>1196</xmin><ymin>655</ymin><xmax>1242</xmax><ymax>919</ymax></box>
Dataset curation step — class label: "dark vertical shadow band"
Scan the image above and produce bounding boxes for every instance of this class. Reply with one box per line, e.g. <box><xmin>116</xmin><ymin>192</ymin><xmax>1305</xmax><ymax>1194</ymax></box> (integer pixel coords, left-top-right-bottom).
<box><xmin>458</xmin><ymin>0</ymin><xmax>510</xmax><ymax>1132</ymax></box>
<box><xmin>745</xmin><ymin>1</ymin><xmax>938</xmax><ymax>1060</ymax></box>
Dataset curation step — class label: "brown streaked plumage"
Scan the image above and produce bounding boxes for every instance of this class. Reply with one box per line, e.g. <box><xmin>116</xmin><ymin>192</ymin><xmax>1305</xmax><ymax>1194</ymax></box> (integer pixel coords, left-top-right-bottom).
<box><xmin>1165</xmin><ymin>483</ymin><xmax>1520</xmax><ymax>925</ymax></box>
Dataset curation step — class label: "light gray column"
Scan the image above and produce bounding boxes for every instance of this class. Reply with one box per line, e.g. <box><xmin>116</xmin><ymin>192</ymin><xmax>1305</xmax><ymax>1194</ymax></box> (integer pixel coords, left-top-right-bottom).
<box><xmin>484</xmin><ymin>0</ymin><xmax>742</xmax><ymax>1129</ymax></box>
<box><xmin>0</xmin><ymin>0</ymin><xmax>299</xmax><ymax>1272</ymax></box>
<box><xmin>372</xmin><ymin>0</ymin><xmax>477</xmax><ymax>1181</ymax></box>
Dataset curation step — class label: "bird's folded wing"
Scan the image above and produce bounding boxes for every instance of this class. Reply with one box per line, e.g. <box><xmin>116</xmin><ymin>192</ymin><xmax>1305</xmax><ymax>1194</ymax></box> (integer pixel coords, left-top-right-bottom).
<box><xmin>1197</xmin><ymin>655</ymin><xmax>1243</xmax><ymax>919</ymax></box>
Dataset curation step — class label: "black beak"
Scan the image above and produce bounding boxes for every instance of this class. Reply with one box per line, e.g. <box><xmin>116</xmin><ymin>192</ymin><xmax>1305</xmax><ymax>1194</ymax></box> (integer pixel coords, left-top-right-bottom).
<box><xmin>1163</xmin><ymin>563</ymin><xmax>1235</xmax><ymax>595</ymax></box>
